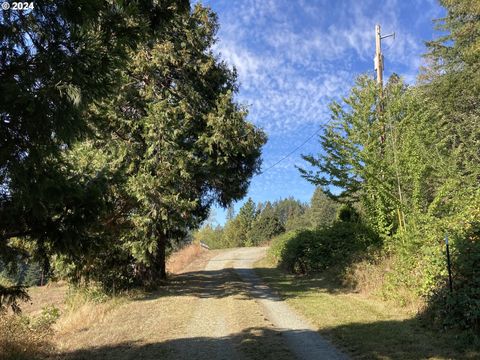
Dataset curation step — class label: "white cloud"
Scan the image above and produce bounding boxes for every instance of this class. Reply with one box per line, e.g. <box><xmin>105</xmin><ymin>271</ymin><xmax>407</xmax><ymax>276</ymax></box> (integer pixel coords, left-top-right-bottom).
<box><xmin>208</xmin><ymin>0</ymin><xmax>437</xmax><ymax>135</ymax></box>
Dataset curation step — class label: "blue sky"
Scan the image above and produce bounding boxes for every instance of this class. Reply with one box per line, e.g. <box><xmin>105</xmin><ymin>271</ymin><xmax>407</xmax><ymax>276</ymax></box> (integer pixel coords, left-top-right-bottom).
<box><xmin>202</xmin><ymin>0</ymin><xmax>445</xmax><ymax>225</ymax></box>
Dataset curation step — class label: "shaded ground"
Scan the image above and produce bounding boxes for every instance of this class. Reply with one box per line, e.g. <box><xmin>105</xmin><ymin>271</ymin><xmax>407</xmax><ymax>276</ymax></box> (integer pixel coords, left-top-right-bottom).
<box><xmin>53</xmin><ymin>247</ymin><xmax>346</xmax><ymax>360</ymax></box>
<box><xmin>17</xmin><ymin>247</ymin><xmax>480</xmax><ymax>359</ymax></box>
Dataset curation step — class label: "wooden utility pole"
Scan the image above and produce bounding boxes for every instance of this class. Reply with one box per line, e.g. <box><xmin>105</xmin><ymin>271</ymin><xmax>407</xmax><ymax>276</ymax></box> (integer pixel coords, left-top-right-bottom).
<box><xmin>374</xmin><ymin>24</ymin><xmax>384</xmax><ymax>92</ymax></box>
<box><xmin>374</xmin><ymin>25</ymin><xmax>395</xmax><ymax>98</ymax></box>
<box><xmin>374</xmin><ymin>25</ymin><xmax>406</xmax><ymax>231</ymax></box>
<box><xmin>374</xmin><ymin>24</ymin><xmax>394</xmax><ymax>142</ymax></box>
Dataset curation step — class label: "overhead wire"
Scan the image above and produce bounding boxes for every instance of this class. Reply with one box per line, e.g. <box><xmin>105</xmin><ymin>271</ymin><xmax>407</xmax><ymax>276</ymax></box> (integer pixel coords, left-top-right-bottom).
<box><xmin>257</xmin><ymin>118</ymin><xmax>333</xmax><ymax>176</ymax></box>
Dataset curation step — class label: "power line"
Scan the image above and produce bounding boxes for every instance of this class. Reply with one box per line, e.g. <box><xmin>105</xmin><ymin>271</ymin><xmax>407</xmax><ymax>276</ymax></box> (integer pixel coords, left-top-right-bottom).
<box><xmin>258</xmin><ymin>120</ymin><xmax>331</xmax><ymax>176</ymax></box>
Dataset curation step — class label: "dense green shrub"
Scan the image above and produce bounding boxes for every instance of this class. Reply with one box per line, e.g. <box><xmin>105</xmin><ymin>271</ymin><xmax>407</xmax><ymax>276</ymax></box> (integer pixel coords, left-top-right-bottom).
<box><xmin>336</xmin><ymin>204</ymin><xmax>359</xmax><ymax>223</ymax></box>
<box><xmin>269</xmin><ymin>221</ymin><xmax>380</xmax><ymax>274</ymax></box>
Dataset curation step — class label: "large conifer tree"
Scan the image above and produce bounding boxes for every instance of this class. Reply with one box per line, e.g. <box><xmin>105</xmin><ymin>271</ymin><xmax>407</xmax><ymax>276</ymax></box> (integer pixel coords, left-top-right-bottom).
<box><xmin>61</xmin><ymin>3</ymin><xmax>266</xmax><ymax>287</ymax></box>
<box><xmin>0</xmin><ymin>0</ymin><xmax>187</xmax><ymax>306</ymax></box>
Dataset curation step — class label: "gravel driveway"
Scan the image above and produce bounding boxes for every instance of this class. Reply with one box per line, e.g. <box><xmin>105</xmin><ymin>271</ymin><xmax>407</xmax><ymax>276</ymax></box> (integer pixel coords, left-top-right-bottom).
<box><xmin>175</xmin><ymin>247</ymin><xmax>347</xmax><ymax>360</ymax></box>
<box><xmin>57</xmin><ymin>247</ymin><xmax>347</xmax><ymax>360</ymax></box>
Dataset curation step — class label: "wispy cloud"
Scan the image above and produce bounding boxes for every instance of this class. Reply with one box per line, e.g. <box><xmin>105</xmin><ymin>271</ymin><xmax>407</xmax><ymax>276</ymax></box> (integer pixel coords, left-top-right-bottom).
<box><xmin>208</xmin><ymin>0</ymin><xmax>430</xmax><ymax>136</ymax></box>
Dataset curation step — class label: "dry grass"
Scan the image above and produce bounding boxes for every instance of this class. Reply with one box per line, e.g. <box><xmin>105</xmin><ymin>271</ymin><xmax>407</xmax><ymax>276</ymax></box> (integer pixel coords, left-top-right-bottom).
<box><xmin>343</xmin><ymin>256</ymin><xmax>425</xmax><ymax>313</ymax></box>
<box><xmin>54</xmin><ymin>297</ymin><xmax>124</xmax><ymax>337</ymax></box>
<box><xmin>0</xmin><ymin>282</ymin><xmax>68</xmax><ymax>359</ymax></box>
<box><xmin>50</xmin><ymin>249</ymin><xmax>220</xmax><ymax>358</ymax></box>
<box><xmin>1</xmin><ymin>245</ymin><xmax>211</xmax><ymax>360</ymax></box>
<box><xmin>166</xmin><ymin>243</ymin><xmax>205</xmax><ymax>274</ymax></box>
<box><xmin>0</xmin><ymin>313</ymin><xmax>55</xmax><ymax>360</ymax></box>
<box><xmin>22</xmin><ymin>282</ymin><xmax>68</xmax><ymax>316</ymax></box>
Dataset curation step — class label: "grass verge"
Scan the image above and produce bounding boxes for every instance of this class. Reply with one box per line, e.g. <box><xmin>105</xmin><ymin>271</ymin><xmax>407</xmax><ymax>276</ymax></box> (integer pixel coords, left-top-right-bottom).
<box><xmin>254</xmin><ymin>257</ymin><xmax>479</xmax><ymax>360</ymax></box>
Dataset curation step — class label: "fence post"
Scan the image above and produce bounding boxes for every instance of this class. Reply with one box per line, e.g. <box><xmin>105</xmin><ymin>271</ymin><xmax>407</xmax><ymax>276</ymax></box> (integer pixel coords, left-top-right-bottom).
<box><xmin>445</xmin><ymin>233</ymin><xmax>453</xmax><ymax>293</ymax></box>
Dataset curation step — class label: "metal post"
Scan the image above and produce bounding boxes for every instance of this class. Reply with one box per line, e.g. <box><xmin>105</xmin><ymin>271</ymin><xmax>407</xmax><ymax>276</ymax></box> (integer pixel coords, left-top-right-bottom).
<box><xmin>445</xmin><ymin>233</ymin><xmax>453</xmax><ymax>293</ymax></box>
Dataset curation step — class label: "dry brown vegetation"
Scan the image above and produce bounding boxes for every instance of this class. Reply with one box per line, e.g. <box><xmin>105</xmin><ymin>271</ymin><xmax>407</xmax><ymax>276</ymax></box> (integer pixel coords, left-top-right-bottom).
<box><xmin>166</xmin><ymin>243</ymin><xmax>205</xmax><ymax>274</ymax></box>
<box><xmin>0</xmin><ymin>243</ymin><xmax>209</xmax><ymax>360</ymax></box>
<box><xmin>0</xmin><ymin>282</ymin><xmax>68</xmax><ymax>359</ymax></box>
<box><xmin>0</xmin><ymin>312</ymin><xmax>55</xmax><ymax>360</ymax></box>
<box><xmin>21</xmin><ymin>281</ymin><xmax>67</xmax><ymax>316</ymax></box>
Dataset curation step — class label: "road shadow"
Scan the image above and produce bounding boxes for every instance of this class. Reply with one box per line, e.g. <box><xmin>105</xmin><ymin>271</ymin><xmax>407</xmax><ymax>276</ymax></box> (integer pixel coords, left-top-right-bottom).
<box><xmin>136</xmin><ymin>261</ymin><xmax>352</xmax><ymax>305</ymax></box>
<box><xmin>254</xmin><ymin>266</ymin><xmax>351</xmax><ymax>295</ymax></box>
<box><xmin>54</xmin><ymin>323</ymin><xmax>477</xmax><ymax>360</ymax></box>
<box><xmin>125</xmin><ymin>260</ymin><xmax>478</xmax><ymax>359</ymax></box>
<box><xmin>136</xmin><ymin>267</ymin><xmax>285</xmax><ymax>303</ymax></box>
<box><xmin>55</xmin><ymin>327</ymin><xmax>301</xmax><ymax>360</ymax></box>
<box><xmin>318</xmin><ymin>318</ymin><xmax>480</xmax><ymax>359</ymax></box>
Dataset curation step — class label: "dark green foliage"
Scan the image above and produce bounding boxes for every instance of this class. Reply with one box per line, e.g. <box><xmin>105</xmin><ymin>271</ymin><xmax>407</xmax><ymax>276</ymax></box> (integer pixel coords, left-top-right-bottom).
<box><xmin>193</xmin><ymin>196</ymin><xmax>308</xmax><ymax>248</ymax></box>
<box><xmin>415</xmin><ymin>0</ymin><xmax>480</xmax><ymax>331</ymax></box>
<box><xmin>308</xmin><ymin>187</ymin><xmax>339</xmax><ymax>228</ymax></box>
<box><xmin>1</xmin><ymin>1</ymin><xmax>265</xmax><ymax>298</ymax></box>
<box><xmin>22</xmin><ymin>262</ymin><xmax>45</xmax><ymax>287</ymax></box>
<box><xmin>0</xmin><ymin>258</ymin><xmax>48</xmax><ymax>287</ymax></box>
<box><xmin>248</xmin><ymin>210</ymin><xmax>284</xmax><ymax>246</ymax></box>
<box><xmin>0</xmin><ymin>284</ymin><xmax>30</xmax><ymax>314</ymax></box>
<box><xmin>221</xmin><ymin>218</ymin><xmax>246</xmax><ymax>248</ymax></box>
<box><xmin>193</xmin><ymin>192</ymin><xmax>338</xmax><ymax>249</ymax></box>
<box><xmin>336</xmin><ymin>204</ymin><xmax>359</xmax><ymax>223</ymax></box>
<box><xmin>424</xmin><ymin>221</ymin><xmax>480</xmax><ymax>331</ymax></box>
<box><xmin>238</xmin><ymin>199</ymin><xmax>257</xmax><ymax>230</ymax></box>
<box><xmin>58</xmin><ymin>4</ymin><xmax>266</xmax><ymax>287</ymax></box>
<box><xmin>0</xmin><ymin>0</ymin><xmax>178</xmax><ymax>304</ymax></box>
<box><xmin>271</xmin><ymin>198</ymin><xmax>307</xmax><ymax>227</ymax></box>
<box><xmin>269</xmin><ymin>222</ymin><xmax>379</xmax><ymax>275</ymax></box>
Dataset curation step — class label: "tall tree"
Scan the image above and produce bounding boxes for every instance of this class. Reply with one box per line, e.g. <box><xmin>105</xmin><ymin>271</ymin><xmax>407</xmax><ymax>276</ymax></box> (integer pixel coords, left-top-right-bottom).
<box><xmin>248</xmin><ymin>202</ymin><xmax>284</xmax><ymax>246</ymax></box>
<box><xmin>60</xmin><ymin>4</ymin><xmax>266</xmax><ymax>287</ymax></box>
<box><xmin>421</xmin><ymin>0</ymin><xmax>479</xmax><ymax>186</ymax></box>
<box><xmin>237</xmin><ymin>198</ymin><xmax>258</xmax><ymax>246</ymax></box>
<box><xmin>272</xmin><ymin>197</ymin><xmax>306</xmax><ymax>226</ymax></box>
<box><xmin>0</xmin><ymin>0</ymin><xmax>173</xmax><ymax>307</ymax></box>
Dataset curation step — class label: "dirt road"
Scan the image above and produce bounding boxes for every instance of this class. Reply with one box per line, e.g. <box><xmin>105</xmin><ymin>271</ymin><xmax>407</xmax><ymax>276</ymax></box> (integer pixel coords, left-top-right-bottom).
<box><xmin>56</xmin><ymin>247</ymin><xmax>347</xmax><ymax>360</ymax></box>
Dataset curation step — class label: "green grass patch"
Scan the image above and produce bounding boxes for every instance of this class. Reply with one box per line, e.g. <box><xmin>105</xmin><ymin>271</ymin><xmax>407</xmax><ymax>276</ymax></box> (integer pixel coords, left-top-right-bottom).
<box><xmin>254</xmin><ymin>257</ymin><xmax>480</xmax><ymax>359</ymax></box>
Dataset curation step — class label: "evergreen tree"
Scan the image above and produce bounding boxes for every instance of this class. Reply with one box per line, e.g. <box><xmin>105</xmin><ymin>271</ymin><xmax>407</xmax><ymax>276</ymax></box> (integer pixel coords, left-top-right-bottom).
<box><xmin>23</xmin><ymin>262</ymin><xmax>44</xmax><ymax>287</ymax></box>
<box><xmin>59</xmin><ymin>4</ymin><xmax>266</xmax><ymax>287</ymax></box>
<box><xmin>306</xmin><ymin>187</ymin><xmax>338</xmax><ymax>228</ymax></box>
<box><xmin>272</xmin><ymin>198</ymin><xmax>307</xmax><ymax>226</ymax></box>
<box><xmin>237</xmin><ymin>198</ymin><xmax>257</xmax><ymax>246</ymax></box>
<box><xmin>248</xmin><ymin>206</ymin><xmax>284</xmax><ymax>246</ymax></box>
<box><xmin>222</xmin><ymin>217</ymin><xmax>245</xmax><ymax>248</ymax></box>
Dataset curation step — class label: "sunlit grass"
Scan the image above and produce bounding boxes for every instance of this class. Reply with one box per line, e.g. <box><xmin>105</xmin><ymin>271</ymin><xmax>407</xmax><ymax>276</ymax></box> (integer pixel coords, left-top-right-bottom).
<box><xmin>255</xmin><ymin>257</ymin><xmax>479</xmax><ymax>360</ymax></box>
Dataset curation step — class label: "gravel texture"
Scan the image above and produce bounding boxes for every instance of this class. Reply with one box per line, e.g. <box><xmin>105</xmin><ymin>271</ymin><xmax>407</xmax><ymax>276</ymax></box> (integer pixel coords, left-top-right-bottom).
<box><xmin>55</xmin><ymin>247</ymin><xmax>347</xmax><ymax>360</ymax></box>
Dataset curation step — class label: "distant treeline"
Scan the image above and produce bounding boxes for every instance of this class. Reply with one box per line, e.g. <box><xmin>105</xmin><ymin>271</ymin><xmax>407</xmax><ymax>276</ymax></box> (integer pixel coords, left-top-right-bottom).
<box><xmin>0</xmin><ymin>261</ymin><xmax>48</xmax><ymax>288</ymax></box>
<box><xmin>193</xmin><ymin>188</ymin><xmax>339</xmax><ymax>249</ymax></box>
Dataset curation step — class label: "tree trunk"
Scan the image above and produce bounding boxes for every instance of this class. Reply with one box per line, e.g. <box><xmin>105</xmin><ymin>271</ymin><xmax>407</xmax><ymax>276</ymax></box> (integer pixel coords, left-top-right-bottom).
<box><xmin>135</xmin><ymin>231</ymin><xmax>167</xmax><ymax>287</ymax></box>
<box><xmin>155</xmin><ymin>232</ymin><xmax>167</xmax><ymax>280</ymax></box>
